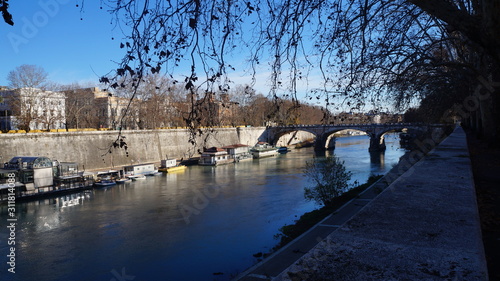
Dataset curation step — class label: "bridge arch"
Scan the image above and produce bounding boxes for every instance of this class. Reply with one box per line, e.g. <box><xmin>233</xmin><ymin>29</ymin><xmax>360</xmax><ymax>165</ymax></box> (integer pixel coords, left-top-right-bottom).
<box><xmin>317</xmin><ymin>128</ymin><xmax>370</xmax><ymax>151</ymax></box>
<box><xmin>270</xmin><ymin>128</ymin><xmax>318</xmax><ymax>147</ymax></box>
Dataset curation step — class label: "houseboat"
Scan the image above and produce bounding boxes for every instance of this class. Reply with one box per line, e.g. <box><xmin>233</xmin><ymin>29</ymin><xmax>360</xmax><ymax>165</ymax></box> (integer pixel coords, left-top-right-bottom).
<box><xmin>123</xmin><ymin>163</ymin><xmax>156</xmax><ymax>177</ymax></box>
<box><xmin>221</xmin><ymin>144</ymin><xmax>252</xmax><ymax>162</ymax></box>
<box><xmin>158</xmin><ymin>159</ymin><xmax>187</xmax><ymax>173</ymax></box>
<box><xmin>250</xmin><ymin>142</ymin><xmax>278</xmax><ymax>159</ymax></box>
<box><xmin>277</xmin><ymin>147</ymin><xmax>290</xmax><ymax>154</ymax></box>
<box><xmin>199</xmin><ymin>147</ymin><xmax>234</xmax><ymax>166</ymax></box>
<box><xmin>94</xmin><ymin>170</ymin><xmax>120</xmax><ymax>187</ymax></box>
<box><xmin>94</xmin><ymin>179</ymin><xmax>117</xmax><ymax>188</ymax></box>
<box><xmin>0</xmin><ymin>157</ymin><xmax>94</xmax><ymax>202</ymax></box>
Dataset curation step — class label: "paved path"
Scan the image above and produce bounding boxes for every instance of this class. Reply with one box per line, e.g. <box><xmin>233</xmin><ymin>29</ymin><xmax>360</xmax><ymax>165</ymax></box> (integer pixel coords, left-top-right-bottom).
<box><xmin>235</xmin><ymin>127</ymin><xmax>488</xmax><ymax>280</ymax></box>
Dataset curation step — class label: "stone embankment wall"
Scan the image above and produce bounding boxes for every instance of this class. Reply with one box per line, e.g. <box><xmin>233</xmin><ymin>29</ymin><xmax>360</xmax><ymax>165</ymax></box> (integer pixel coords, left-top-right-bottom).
<box><xmin>0</xmin><ymin>127</ymin><xmax>268</xmax><ymax>170</ymax></box>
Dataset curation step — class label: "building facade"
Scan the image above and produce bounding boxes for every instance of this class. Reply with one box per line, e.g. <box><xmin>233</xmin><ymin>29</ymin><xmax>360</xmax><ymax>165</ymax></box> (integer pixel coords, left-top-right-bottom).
<box><xmin>0</xmin><ymin>88</ymin><xmax>66</xmax><ymax>131</ymax></box>
<box><xmin>64</xmin><ymin>87</ymin><xmax>138</xmax><ymax>130</ymax></box>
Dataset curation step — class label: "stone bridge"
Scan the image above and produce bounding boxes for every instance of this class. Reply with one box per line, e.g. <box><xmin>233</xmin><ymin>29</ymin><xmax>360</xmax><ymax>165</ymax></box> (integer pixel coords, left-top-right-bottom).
<box><xmin>263</xmin><ymin>123</ymin><xmax>443</xmax><ymax>152</ymax></box>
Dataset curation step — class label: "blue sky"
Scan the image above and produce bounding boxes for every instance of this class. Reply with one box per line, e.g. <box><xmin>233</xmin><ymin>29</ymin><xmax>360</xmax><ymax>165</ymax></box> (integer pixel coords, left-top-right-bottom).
<box><xmin>0</xmin><ymin>1</ymin><xmax>373</xmax><ymax>112</ymax></box>
<box><xmin>0</xmin><ymin>1</ymin><xmax>283</xmax><ymax>95</ymax></box>
<box><xmin>0</xmin><ymin>1</ymin><xmax>126</xmax><ymax>87</ymax></box>
<box><xmin>0</xmin><ymin>1</ymin><xmax>328</xmax><ymax>98</ymax></box>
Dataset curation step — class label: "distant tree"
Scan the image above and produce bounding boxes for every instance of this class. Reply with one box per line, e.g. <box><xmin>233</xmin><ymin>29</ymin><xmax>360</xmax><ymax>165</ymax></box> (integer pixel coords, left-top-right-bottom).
<box><xmin>61</xmin><ymin>84</ymin><xmax>100</xmax><ymax>129</ymax></box>
<box><xmin>229</xmin><ymin>85</ymin><xmax>257</xmax><ymax>126</ymax></box>
<box><xmin>3</xmin><ymin>64</ymin><xmax>51</xmax><ymax>131</ymax></box>
<box><xmin>135</xmin><ymin>74</ymin><xmax>173</xmax><ymax>129</ymax></box>
<box><xmin>7</xmin><ymin>65</ymin><xmax>48</xmax><ymax>89</ymax></box>
<box><xmin>304</xmin><ymin>156</ymin><xmax>352</xmax><ymax>206</ymax></box>
<box><xmin>39</xmin><ymin>107</ymin><xmax>64</xmax><ymax>131</ymax></box>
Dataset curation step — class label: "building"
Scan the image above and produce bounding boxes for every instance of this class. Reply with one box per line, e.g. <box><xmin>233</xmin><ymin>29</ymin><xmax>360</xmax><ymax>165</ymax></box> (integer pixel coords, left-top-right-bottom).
<box><xmin>64</xmin><ymin>87</ymin><xmax>138</xmax><ymax>130</ymax></box>
<box><xmin>93</xmin><ymin>88</ymin><xmax>137</xmax><ymax>129</ymax></box>
<box><xmin>0</xmin><ymin>88</ymin><xmax>66</xmax><ymax>131</ymax></box>
<box><xmin>199</xmin><ymin>92</ymin><xmax>239</xmax><ymax>126</ymax></box>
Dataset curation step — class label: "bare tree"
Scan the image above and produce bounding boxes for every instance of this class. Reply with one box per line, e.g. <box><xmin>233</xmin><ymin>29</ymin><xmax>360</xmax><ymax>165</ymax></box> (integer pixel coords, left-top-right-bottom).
<box><xmin>4</xmin><ymin>1</ymin><xmax>499</xmax><ymax>137</ymax></box>
<box><xmin>138</xmin><ymin>74</ymin><xmax>174</xmax><ymax>129</ymax></box>
<box><xmin>61</xmin><ymin>84</ymin><xmax>101</xmax><ymax>129</ymax></box>
<box><xmin>7</xmin><ymin>65</ymin><xmax>48</xmax><ymax>89</ymax></box>
<box><xmin>90</xmin><ymin>0</ymin><xmax>498</xmax><ymax>136</ymax></box>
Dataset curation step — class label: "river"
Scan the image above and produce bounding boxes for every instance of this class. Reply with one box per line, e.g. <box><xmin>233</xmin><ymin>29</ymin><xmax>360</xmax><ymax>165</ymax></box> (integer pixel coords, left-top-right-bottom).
<box><xmin>0</xmin><ymin>133</ymin><xmax>405</xmax><ymax>281</ymax></box>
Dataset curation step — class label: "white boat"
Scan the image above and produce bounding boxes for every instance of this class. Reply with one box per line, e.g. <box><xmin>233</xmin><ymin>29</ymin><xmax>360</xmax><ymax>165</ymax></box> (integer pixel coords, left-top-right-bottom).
<box><xmin>127</xmin><ymin>175</ymin><xmax>146</xmax><ymax>181</ymax></box>
<box><xmin>198</xmin><ymin>147</ymin><xmax>234</xmax><ymax>166</ymax></box>
<box><xmin>145</xmin><ymin>171</ymin><xmax>163</xmax><ymax>176</ymax></box>
<box><xmin>222</xmin><ymin>144</ymin><xmax>252</xmax><ymax>163</ymax></box>
<box><xmin>122</xmin><ymin>163</ymin><xmax>156</xmax><ymax>177</ymax></box>
<box><xmin>251</xmin><ymin>142</ymin><xmax>278</xmax><ymax>159</ymax></box>
<box><xmin>115</xmin><ymin>178</ymin><xmax>131</xmax><ymax>184</ymax></box>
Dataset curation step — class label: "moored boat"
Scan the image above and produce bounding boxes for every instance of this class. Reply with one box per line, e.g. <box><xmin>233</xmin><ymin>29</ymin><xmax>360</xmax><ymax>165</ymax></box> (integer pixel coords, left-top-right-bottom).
<box><xmin>115</xmin><ymin>178</ymin><xmax>131</xmax><ymax>184</ymax></box>
<box><xmin>221</xmin><ymin>144</ymin><xmax>252</xmax><ymax>163</ymax></box>
<box><xmin>127</xmin><ymin>175</ymin><xmax>146</xmax><ymax>181</ymax></box>
<box><xmin>159</xmin><ymin>158</ymin><xmax>188</xmax><ymax>173</ymax></box>
<box><xmin>198</xmin><ymin>147</ymin><xmax>234</xmax><ymax>166</ymax></box>
<box><xmin>94</xmin><ymin>179</ymin><xmax>116</xmax><ymax>188</ymax></box>
<box><xmin>277</xmin><ymin>147</ymin><xmax>289</xmax><ymax>154</ymax></box>
<box><xmin>251</xmin><ymin>142</ymin><xmax>278</xmax><ymax>159</ymax></box>
<box><xmin>159</xmin><ymin>165</ymin><xmax>187</xmax><ymax>173</ymax></box>
<box><xmin>145</xmin><ymin>171</ymin><xmax>163</xmax><ymax>176</ymax></box>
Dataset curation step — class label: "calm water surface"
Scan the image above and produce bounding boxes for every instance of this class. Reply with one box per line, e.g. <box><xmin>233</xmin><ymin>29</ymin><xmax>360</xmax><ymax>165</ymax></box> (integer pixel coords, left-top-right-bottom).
<box><xmin>0</xmin><ymin>134</ymin><xmax>405</xmax><ymax>281</ymax></box>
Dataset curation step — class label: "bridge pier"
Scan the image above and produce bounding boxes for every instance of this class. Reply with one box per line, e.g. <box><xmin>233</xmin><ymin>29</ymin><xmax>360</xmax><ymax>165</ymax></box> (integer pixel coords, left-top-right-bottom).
<box><xmin>314</xmin><ymin>135</ymin><xmax>328</xmax><ymax>152</ymax></box>
<box><xmin>326</xmin><ymin>136</ymin><xmax>336</xmax><ymax>150</ymax></box>
<box><xmin>369</xmin><ymin>134</ymin><xmax>386</xmax><ymax>152</ymax></box>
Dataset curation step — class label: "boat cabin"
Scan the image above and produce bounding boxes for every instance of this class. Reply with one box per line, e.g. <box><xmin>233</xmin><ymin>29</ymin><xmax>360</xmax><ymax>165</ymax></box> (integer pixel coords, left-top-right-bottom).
<box><xmin>4</xmin><ymin>156</ymin><xmax>54</xmax><ymax>190</ymax></box>
<box><xmin>161</xmin><ymin>159</ymin><xmax>177</xmax><ymax>168</ymax></box>
<box><xmin>123</xmin><ymin>163</ymin><xmax>156</xmax><ymax>176</ymax></box>
<box><xmin>250</xmin><ymin>142</ymin><xmax>278</xmax><ymax>159</ymax></box>
<box><xmin>222</xmin><ymin>144</ymin><xmax>251</xmax><ymax>162</ymax></box>
<box><xmin>199</xmin><ymin>147</ymin><xmax>234</xmax><ymax>166</ymax></box>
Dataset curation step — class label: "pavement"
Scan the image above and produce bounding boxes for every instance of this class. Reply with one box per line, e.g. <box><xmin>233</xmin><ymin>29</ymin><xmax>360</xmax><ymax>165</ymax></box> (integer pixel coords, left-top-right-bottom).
<box><xmin>235</xmin><ymin>126</ymin><xmax>488</xmax><ymax>280</ymax></box>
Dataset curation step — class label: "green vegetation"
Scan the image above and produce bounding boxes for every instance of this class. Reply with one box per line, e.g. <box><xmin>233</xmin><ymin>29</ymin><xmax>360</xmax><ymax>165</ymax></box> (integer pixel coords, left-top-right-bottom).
<box><xmin>273</xmin><ymin>175</ymin><xmax>383</xmax><ymax>250</ymax></box>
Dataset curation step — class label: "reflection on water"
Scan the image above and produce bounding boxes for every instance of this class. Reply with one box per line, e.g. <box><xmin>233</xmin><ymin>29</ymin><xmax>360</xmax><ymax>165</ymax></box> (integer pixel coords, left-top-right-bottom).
<box><xmin>0</xmin><ymin>134</ymin><xmax>405</xmax><ymax>281</ymax></box>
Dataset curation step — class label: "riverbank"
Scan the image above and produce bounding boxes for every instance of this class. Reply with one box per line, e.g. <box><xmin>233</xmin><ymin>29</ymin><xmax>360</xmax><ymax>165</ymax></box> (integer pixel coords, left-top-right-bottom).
<box><xmin>270</xmin><ymin>126</ymin><xmax>487</xmax><ymax>280</ymax></box>
<box><xmin>271</xmin><ymin>175</ymin><xmax>383</xmax><ymax>252</ymax></box>
<box><xmin>235</xmin><ymin>127</ymin><xmax>456</xmax><ymax>280</ymax></box>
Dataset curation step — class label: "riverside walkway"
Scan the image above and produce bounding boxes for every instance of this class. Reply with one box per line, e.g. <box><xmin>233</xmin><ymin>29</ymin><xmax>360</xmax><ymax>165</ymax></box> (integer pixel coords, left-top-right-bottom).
<box><xmin>236</xmin><ymin>126</ymin><xmax>488</xmax><ymax>280</ymax></box>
